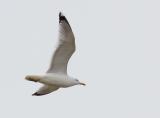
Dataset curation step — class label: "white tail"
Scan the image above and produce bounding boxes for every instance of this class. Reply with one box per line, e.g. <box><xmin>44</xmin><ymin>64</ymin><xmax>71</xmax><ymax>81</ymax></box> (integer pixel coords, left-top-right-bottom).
<box><xmin>25</xmin><ymin>75</ymin><xmax>41</xmax><ymax>82</ymax></box>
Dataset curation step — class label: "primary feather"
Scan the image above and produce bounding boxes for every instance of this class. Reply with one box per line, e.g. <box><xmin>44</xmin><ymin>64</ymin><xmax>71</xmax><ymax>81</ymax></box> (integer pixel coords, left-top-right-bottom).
<box><xmin>47</xmin><ymin>12</ymin><xmax>75</xmax><ymax>74</ymax></box>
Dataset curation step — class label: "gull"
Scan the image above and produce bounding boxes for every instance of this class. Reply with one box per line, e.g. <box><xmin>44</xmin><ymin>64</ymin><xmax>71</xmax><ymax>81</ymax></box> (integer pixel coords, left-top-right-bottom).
<box><xmin>25</xmin><ymin>12</ymin><xmax>85</xmax><ymax>96</ymax></box>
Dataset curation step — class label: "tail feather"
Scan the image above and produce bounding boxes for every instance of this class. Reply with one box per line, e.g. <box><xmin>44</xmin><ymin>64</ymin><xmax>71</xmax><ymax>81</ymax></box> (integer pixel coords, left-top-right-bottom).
<box><xmin>25</xmin><ymin>75</ymin><xmax>40</xmax><ymax>82</ymax></box>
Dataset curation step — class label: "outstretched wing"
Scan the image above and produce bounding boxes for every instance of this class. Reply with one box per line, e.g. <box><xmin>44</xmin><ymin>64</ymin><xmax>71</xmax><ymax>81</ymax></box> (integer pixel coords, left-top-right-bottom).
<box><xmin>47</xmin><ymin>12</ymin><xmax>75</xmax><ymax>74</ymax></box>
<box><xmin>32</xmin><ymin>85</ymin><xmax>59</xmax><ymax>96</ymax></box>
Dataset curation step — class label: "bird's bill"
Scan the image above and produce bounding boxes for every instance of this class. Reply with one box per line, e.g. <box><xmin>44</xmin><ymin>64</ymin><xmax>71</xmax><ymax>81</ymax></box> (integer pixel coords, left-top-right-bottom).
<box><xmin>79</xmin><ymin>82</ymin><xmax>86</xmax><ymax>86</ymax></box>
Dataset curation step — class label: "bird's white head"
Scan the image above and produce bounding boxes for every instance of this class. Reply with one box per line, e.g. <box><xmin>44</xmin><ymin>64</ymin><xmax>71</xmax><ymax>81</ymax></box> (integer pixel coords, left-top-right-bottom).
<box><xmin>74</xmin><ymin>79</ymin><xmax>86</xmax><ymax>86</ymax></box>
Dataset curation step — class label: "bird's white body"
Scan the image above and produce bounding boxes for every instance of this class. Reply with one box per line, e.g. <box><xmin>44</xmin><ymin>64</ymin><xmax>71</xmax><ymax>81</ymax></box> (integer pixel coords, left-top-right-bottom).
<box><xmin>39</xmin><ymin>73</ymin><xmax>78</xmax><ymax>88</ymax></box>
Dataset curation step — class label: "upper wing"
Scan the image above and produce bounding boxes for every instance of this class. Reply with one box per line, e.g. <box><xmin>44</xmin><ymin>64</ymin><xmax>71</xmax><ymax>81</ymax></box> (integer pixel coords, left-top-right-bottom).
<box><xmin>47</xmin><ymin>12</ymin><xmax>75</xmax><ymax>74</ymax></box>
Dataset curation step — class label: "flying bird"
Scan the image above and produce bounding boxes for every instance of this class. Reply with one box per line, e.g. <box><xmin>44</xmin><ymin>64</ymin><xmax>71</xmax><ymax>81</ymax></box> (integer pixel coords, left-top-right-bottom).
<box><xmin>25</xmin><ymin>12</ymin><xmax>85</xmax><ymax>96</ymax></box>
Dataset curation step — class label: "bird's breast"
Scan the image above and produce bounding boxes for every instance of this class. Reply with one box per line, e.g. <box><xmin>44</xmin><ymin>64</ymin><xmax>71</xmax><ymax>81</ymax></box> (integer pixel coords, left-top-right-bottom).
<box><xmin>39</xmin><ymin>74</ymin><xmax>74</xmax><ymax>87</ymax></box>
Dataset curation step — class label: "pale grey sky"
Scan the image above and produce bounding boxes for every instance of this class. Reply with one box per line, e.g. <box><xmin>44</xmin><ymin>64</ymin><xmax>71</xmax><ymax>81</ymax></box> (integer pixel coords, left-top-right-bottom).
<box><xmin>0</xmin><ymin>0</ymin><xmax>160</xmax><ymax>118</ymax></box>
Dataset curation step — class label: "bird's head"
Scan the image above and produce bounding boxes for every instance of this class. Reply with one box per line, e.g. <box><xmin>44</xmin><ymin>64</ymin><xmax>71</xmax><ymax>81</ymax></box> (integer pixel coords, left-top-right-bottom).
<box><xmin>74</xmin><ymin>79</ymin><xmax>86</xmax><ymax>86</ymax></box>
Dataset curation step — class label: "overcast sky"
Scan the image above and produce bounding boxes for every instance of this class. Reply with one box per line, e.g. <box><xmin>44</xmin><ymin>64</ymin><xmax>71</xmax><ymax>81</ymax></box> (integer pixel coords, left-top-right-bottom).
<box><xmin>0</xmin><ymin>0</ymin><xmax>160</xmax><ymax>118</ymax></box>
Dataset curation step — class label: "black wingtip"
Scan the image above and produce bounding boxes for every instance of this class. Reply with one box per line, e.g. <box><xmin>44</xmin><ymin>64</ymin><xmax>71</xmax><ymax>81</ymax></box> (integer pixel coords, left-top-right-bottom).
<box><xmin>59</xmin><ymin>12</ymin><xmax>66</xmax><ymax>22</ymax></box>
<box><xmin>59</xmin><ymin>12</ymin><xmax>64</xmax><ymax>17</ymax></box>
<box><xmin>59</xmin><ymin>12</ymin><xmax>70</xmax><ymax>25</ymax></box>
<box><xmin>32</xmin><ymin>92</ymin><xmax>42</xmax><ymax>96</ymax></box>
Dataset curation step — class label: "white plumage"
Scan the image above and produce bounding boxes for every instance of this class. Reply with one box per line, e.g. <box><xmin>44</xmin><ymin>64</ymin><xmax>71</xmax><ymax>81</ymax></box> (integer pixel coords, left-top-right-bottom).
<box><xmin>25</xmin><ymin>12</ymin><xmax>85</xmax><ymax>96</ymax></box>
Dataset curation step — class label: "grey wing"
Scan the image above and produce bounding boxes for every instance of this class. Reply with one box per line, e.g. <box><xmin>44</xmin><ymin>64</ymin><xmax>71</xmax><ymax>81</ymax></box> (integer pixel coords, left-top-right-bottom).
<box><xmin>47</xmin><ymin>12</ymin><xmax>75</xmax><ymax>74</ymax></box>
<box><xmin>32</xmin><ymin>85</ymin><xmax>59</xmax><ymax>96</ymax></box>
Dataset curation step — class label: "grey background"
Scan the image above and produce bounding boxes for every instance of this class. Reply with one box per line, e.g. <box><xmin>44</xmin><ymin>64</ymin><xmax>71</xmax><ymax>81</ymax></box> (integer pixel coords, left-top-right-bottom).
<box><xmin>0</xmin><ymin>0</ymin><xmax>160</xmax><ymax>118</ymax></box>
